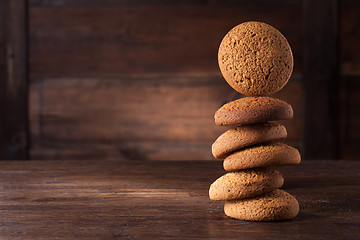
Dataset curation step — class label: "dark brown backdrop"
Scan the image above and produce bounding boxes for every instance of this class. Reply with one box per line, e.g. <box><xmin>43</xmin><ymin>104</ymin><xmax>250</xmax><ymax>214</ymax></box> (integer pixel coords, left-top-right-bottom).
<box><xmin>1</xmin><ymin>0</ymin><xmax>359</xmax><ymax>160</ymax></box>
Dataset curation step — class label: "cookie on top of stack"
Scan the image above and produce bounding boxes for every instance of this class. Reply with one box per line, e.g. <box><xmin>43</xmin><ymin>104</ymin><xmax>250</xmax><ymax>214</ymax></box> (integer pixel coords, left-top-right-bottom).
<box><xmin>209</xmin><ymin>21</ymin><xmax>301</xmax><ymax>221</ymax></box>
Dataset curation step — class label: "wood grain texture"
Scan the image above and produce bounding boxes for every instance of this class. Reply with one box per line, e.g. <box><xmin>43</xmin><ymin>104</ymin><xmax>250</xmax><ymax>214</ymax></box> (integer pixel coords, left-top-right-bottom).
<box><xmin>0</xmin><ymin>160</ymin><xmax>359</xmax><ymax>239</ymax></box>
<box><xmin>303</xmin><ymin>0</ymin><xmax>340</xmax><ymax>159</ymax></box>
<box><xmin>340</xmin><ymin>0</ymin><xmax>360</xmax><ymax>76</ymax></box>
<box><xmin>29</xmin><ymin>0</ymin><xmax>303</xmax><ymax>6</ymax></box>
<box><xmin>29</xmin><ymin>4</ymin><xmax>302</xmax><ymax>78</ymax></box>
<box><xmin>0</xmin><ymin>0</ymin><xmax>29</xmax><ymax>160</ymax></box>
<box><xmin>27</xmin><ymin>2</ymin><xmax>304</xmax><ymax>160</ymax></box>
<box><xmin>338</xmin><ymin>0</ymin><xmax>360</xmax><ymax>160</ymax></box>
<box><xmin>26</xmin><ymin>1</ymin><xmax>360</xmax><ymax>160</ymax></box>
<box><xmin>29</xmin><ymin>74</ymin><xmax>302</xmax><ymax>160</ymax></box>
<box><xmin>339</xmin><ymin>76</ymin><xmax>360</xmax><ymax>160</ymax></box>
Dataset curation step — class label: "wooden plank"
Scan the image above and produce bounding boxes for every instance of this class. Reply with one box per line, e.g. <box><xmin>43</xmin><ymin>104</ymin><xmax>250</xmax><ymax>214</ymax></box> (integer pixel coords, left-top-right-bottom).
<box><xmin>29</xmin><ymin>75</ymin><xmax>303</xmax><ymax>160</ymax></box>
<box><xmin>29</xmin><ymin>0</ymin><xmax>303</xmax><ymax>7</ymax></box>
<box><xmin>29</xmin><ymin>74</ymin><xmax>232</xmax><ymax>160</ymax></box>
<box><xmin>0</xmin><ymin>160</ymin><xmax>359</xmax><ymax>238</ymax></box>
<box><xmin>302</xmin><ymin>0</ymin><xmax>339</xmax><ymax>159</ymax></box>
<box><xmin>29</xmin><ymin>5</ymin><xmax>302</xmax><ymax>78</ymax></box>
<box><xmin>30</xmin><ymin>75</ymin><xmax>230</xmax><ymax>143</ymax></box>
<box><xmin>339</xmin><ymin>76</ymin><xmax>360</xmax><ymax>160</ymax></box>
<box><xmin>0</xmin><ymin>0</ymin><xmax>29</xmax><ymax>160</ymax></box>
<box><xmin>30</xmin><ymin>142</ymin><xmax>215</xmax><ymax>161</ymax></box>
<box><xmin>338</xmin><ymin>0</ymin><xmax>360</xmax><ymax>160</ymax></box>
<box><xmin>340</xmin><ymin>0</ymin><xmax>360</xmax><ymax>76</ymax></box>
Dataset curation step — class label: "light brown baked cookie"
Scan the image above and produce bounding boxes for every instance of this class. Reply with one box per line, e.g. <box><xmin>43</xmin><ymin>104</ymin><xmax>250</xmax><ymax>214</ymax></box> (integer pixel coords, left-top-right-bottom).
<box><xmin>209</xmin><ymin>168</ymin><xmax>283</xmax><ymax>201</ymax></box>
<box><xmin>212</xmin><ymin>122</ymin><xmax>287</xmax><ymax>159</ymax></box>
<box><xmin>224</xmin><ymin>189</ymin><xmax>299</xmax><ymax>221</ymax></box>
<box><xmin>223</xmin><ymin>142</ymin><xmax>300</xmax><ymax>171</ymax></box>
<box><xmin>215</xmin><ymin>96</ymin><xmax>293</xmax><ymax>126</ymax></box>
<box><xmin>218</xmin><ymin>21</ymin><xmax>293</xmax><ymax>96</ymax></box>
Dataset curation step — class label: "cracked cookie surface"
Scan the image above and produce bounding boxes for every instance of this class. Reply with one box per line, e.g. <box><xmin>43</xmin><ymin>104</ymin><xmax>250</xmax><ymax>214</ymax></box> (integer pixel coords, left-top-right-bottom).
<box><xmin>223</xmin><ymin>142</ymin><xmax>301</xmax><ymax>171</ymax></box>
<box><xmin>212</xmin><ymin>122</ymin><xmax>287</xmax><ymax>159</ymax></box>
<box><xmin>209</xmin><ymin>168</ymin><xmax>284</xmax><ymax>201</ymax></box>
<box><xmin>218</xmin><ymin>21</ymin><xmax>293</xmax><ymax>96</ymax></box>
<box><xmin>214</xmin><ymin>96</ymin><xmax>293</xmax><ymax>126</ymax></box>
<box><xmin>224</xmin><ymin>189</ymin><xmax>299</xmax><ymax>221</ymax></box>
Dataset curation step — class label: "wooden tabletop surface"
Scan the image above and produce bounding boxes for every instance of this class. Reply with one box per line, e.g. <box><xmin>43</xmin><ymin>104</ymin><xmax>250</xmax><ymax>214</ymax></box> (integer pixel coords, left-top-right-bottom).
<box><xmin>0</xmin><ymin>160</ymin><xmax>359</xmax><ymax>239</ymax></box>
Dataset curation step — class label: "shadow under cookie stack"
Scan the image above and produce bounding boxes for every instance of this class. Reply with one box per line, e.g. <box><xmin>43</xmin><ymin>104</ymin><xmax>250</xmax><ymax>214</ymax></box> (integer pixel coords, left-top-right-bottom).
<box><xmin>209</xmin><ymin>22</ymin><xmax>301</xmax><ymax>221</ymax></box>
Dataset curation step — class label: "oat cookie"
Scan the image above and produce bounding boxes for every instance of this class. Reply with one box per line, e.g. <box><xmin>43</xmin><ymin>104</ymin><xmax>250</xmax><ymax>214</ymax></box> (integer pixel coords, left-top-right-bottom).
<box><xmin>224</xmin><ymin>189</ymin><xmax>299</xmax><ymax>221</ymax></box>
<box><xmin>215</xmin><ymin>96</ymin><xmax>293</xmax><ymax>126</ymax></box>
<box><xmin>223</xmin><ymin>142</ymin><xmax>300</xmax><ymax>171</ymax></box>
<box><xmin>218</xmin><ymin>21</ymin><xmax>293</xmax><ymax>96</ymax></box>
<box><xmin>209</xmin><ymin>168</ymin><xmax>283</xmax><ymax>201</ymax></box>
<box><xmin>212</xmin><ymin>122</ymin><xmax>287</xmax><ymax>159</ymax></box>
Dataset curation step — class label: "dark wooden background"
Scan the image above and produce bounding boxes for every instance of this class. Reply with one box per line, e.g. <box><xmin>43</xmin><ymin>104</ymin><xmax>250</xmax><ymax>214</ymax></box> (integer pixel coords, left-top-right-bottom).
<box><xmin>0</xmin><ymin>0</ymin><xmax>359</xmax><ymax>161</ymax></box>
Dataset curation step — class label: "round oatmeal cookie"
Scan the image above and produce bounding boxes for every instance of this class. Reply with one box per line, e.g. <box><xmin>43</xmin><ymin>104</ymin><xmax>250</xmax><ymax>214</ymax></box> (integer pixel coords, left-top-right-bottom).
<box><xmin>209</xmin><ymin>168</ymin><xmax>283</xmax><ymax>201</ymax></box>
<box><xmin>223</xmin><ymin>142</ymin><xmax>301</xmax><ymax>171</ymax></box>
<box><xmin>224</xmin><ymin>189</ymin><xmax>299</xmax><ymax>221</ymax></box>
<box><xmin>218</xmin><ymin>21</ymin><xmax>293</xmax><ymax>96</ymax></box>
<box><xmin>214</xmin><ymin>96</ymin><xmax>293</xmax><ymax>126</ymax></box>
<box><xmin>212</xmin><ymin>122</ymin><xmax>287</xmax><ymax>159</ymax></box>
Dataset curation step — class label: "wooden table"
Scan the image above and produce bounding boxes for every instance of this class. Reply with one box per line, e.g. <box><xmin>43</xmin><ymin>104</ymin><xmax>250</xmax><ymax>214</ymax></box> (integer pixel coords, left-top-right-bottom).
<box><xmin>0</xmin><ymin>160</ymin><xmax>359</xmax><ymax>239</ymax></box>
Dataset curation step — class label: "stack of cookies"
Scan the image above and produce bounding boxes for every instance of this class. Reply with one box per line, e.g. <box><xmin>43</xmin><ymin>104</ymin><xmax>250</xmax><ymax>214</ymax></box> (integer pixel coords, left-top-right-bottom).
<box><xmin>209</xmin><ymin>22</ymin><xmax>301</xmax><ymax>221</ymax></box>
